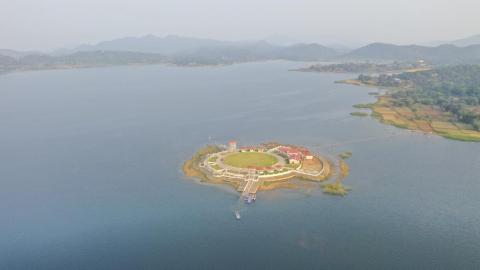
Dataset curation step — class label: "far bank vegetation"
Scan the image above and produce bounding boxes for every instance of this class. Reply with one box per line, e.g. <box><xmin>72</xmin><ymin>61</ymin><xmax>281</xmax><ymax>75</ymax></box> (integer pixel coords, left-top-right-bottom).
<box><xmin>346</xmin><ymin>65</ymin><xmax>480</xmax><ymax>142</ymax></box>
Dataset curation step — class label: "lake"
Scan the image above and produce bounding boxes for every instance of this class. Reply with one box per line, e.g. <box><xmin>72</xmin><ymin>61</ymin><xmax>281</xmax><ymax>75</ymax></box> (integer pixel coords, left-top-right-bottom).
<box><xmin>1</xmin><ymin>61</ymin><xmax>479</xmax><ymax>269</ymax></box>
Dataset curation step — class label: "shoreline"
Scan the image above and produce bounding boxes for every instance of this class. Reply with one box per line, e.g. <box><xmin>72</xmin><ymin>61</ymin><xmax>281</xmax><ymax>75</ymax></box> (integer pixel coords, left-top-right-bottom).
<box><xmin>0</xmin><ymin>59</ymin><xmax>321</xmax><ymax>77</ymax></box>
<box><xmin>340</xmin><ymin>80</ymin><xmax>480</xmax><ymax>142</ymax></box>
<box><xmin>0</xmin><ymin>62</ymin><xmax>233</xmax><ymax>77</ymax></box>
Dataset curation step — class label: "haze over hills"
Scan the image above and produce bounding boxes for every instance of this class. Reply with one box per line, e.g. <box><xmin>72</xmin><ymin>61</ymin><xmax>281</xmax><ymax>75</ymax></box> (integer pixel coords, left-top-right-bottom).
<box><xmin>60</xmin><ymin>34</ymin><xmax>351</xmax><ymax>56</ymax></box>
<box><xmin>427</xmin><ymin>34</ymin><xmax>480</xmax><ymax>47</ymax></box>
<box><xmin>57</xmin><ymin>34</ymin><xmax>338</xmax><ymax>60</ymax></box>
<box><xmin>0</xmin><ymin>51</ymin><xmax>169</xmax><ymax>73</ymax></box>
<box><xmin>344</xmin><ymin>42</ymin><xmax>480</xmax><ymax>64</ymax></box>
<box><xmin>58</xmin><ymin>35</ymin><xmax>237</xmax><ymax>55</ymax></box>
<box><xmin>448</xmin><ymin>34</ymin><xmax>480</xmax><ymax>47</ymax></box>
<box><xmin>262</xmin><ymin>35</ymin><xmax>300</xmax><ymax>46</ymax></box>
<box><xmin>0</xmin><ymin>49</ymin><xmax>43</xmax><ymax>59</ymax></box>
<box><xmin>2</xmin><ymin>34</ymin><xmax>480</xmax><ymax>74</ymax></box>
<box><xmin>0</xmin><ymin>35</ymin><xmax>341</xmax><ymax>72</ymax></box>
<box><xmin>171</xmin><ymin>41</ymin><xmax>339</xmax><ymax>64</ymax></box>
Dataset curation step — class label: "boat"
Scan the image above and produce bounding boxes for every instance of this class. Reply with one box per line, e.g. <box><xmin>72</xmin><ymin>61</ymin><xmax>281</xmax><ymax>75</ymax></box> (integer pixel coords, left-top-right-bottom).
<box><xmin>244</xmin><ymin>194</ymin><xmax>255</xmax><ymax>204</ymax></box>
<box><xmin>235</xmin><ymin>210</ymin><xmax>241</xmax><ymax>220</ymax></box>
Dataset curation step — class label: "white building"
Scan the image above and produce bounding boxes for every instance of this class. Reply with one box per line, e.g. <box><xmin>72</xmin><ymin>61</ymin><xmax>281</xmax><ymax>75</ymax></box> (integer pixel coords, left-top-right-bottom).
<box><xmin>228</xmin><ymin>140</ymin><xmax>237</xmax><ymax>152</ymax></box>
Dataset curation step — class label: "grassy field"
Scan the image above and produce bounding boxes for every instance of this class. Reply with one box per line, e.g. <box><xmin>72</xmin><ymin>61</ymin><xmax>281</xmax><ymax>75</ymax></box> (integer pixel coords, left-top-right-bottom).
<box><xmin>223</xmin><ymin>152</ymin><xmax>278</xmax><ymax>168</ymax></box>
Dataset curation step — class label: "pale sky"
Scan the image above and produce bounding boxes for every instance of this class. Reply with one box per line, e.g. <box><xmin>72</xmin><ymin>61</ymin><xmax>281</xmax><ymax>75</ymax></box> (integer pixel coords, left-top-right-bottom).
<box><xmin>1</xmin><ymin>0</ymin><xmax>479</xmax><ymax>50</ymax></box>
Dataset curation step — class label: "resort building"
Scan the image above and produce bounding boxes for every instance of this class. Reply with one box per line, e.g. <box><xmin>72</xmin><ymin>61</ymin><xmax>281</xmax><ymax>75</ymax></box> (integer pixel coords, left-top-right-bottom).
<box><xmin>274</xmin><ymin>146</ymin><xmax>312</xmax><ymax>163</ymax></box>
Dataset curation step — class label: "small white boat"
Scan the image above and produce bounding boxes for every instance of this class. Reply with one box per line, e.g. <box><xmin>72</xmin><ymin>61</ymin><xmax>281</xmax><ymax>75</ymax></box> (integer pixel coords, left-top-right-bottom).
<box><xmin>235</xmin><ymin>210</ymin><xmax>241</xmax><ymax>220</ymax></box>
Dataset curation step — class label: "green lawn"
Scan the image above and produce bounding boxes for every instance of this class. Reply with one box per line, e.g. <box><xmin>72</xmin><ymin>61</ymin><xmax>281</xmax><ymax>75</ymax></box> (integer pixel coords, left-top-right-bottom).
<box><xmin>223</xmin><ymin>152</ymin><xmax>278</xmax><ymax>168</ymax></box>
<box><xmin>208</xmin><ymin>156</ymin><xmax>218</xmax><ymax>162</ymax></box>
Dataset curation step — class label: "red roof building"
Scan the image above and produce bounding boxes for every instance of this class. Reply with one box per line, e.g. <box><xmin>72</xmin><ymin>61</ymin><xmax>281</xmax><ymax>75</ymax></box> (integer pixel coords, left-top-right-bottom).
<box><xmin>277</xmin><ymin>146</ymin><xmax>305</xmax><ymax>162</ymax></box>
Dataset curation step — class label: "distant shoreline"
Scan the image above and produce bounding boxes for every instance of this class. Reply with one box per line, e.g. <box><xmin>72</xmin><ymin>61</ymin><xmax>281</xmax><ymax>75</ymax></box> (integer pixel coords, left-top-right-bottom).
<box><xmin>0</xmin><ymin>59</ymin><xmax>315</xmax><ymax>77</ymax></box>
<box><xmin>0</xmin><ymin>62</ymin><xmax>231</xmax><ymax>77</ymax></box>
<box><xmin>291</xmin><ymin>62</ymin><xmax>432</xmax><ymax>75</ymax></box>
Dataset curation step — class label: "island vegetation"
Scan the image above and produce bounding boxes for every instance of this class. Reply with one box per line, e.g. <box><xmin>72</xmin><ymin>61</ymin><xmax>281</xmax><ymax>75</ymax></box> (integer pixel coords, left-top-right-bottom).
<box><xmin>321</xmin><ymin>160</ymin><xmax>351</xmax><ymax>196</ymax></box>
<box><xmin>350</xmin><ymin>112</ymin><xmax>369</xmax><ymax>117</ymax></box>
<box><xmin>321</xmin><ymin>182</ymin><xmax>351</xmax><ymax>196</ymax></box>
<box><xmin>353</xmin><ymin>103</ymin><xmax>373</xmax><ymax>109</ymax></box>
<box><xmin>343</xmin><ymin>65</ymin><xmax>480</xmax><ymax>141</ymax></box>
<box><xmin>182</xmin><ymin>145</ymin><xmax>227</xmax><ymax>182</ymax></box>
<box><xmin>338</xmin><ymin>152</ymin><xmax>352</xmax><ymax>159</ymax></box>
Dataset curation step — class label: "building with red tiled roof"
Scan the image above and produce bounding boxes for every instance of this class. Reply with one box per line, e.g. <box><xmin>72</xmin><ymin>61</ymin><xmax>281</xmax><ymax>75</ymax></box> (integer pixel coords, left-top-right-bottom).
<box><xmin>276</xmin><ymin>146</ymin><xmax>312</xmax><ymax>163</ymax></box>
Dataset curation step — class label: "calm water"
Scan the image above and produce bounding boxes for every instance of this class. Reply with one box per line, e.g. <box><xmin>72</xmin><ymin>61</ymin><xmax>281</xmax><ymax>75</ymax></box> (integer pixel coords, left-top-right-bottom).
<box><xmin>1</xmin><ymin>62</ymin><xmax>479</xmax><ymax>270</ymax></box>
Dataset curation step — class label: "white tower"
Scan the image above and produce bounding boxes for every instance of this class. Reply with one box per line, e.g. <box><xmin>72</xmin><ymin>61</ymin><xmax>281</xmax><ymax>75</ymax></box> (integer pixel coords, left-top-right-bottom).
<box><xmin>228</xmin><ymin>140</ymin><xmax>237</xmax><ymax>152</ymax></box>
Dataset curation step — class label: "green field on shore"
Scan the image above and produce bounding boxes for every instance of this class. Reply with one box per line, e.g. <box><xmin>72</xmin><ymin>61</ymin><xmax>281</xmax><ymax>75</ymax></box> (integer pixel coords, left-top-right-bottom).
<box><xmin>223</xmin><ymin>152</ymin><xmax>278</xmax><ymax>168</ymax></box>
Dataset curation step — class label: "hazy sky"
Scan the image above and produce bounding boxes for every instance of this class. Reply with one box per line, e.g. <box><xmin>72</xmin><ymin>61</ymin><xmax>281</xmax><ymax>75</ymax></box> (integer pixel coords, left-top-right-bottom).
<box><xmin>1</xmin><ymin>0</ymin><xmax>479</xmax><ymax>50</ymax></box>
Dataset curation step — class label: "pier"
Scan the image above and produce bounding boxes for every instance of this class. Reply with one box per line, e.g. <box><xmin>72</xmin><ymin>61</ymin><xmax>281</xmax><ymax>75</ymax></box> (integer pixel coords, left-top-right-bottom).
<box><xmin>241</xmin><ymin>170</ymin><xmax>262</xmax><ymax>198</ymax></box>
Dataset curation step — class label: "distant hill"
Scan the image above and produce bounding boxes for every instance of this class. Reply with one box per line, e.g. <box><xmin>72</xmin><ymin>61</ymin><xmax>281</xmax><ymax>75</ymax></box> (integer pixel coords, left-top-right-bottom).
<box><xmin>276</xmin><ymin>43</ymin><xmax>338</xmax><ymax>60</ymax></box>
<box><xmin>51</xmin><ymin>35</ymin><xmax>340</xmax><ymax>65</ymax></box>
<box><xmin>0</xmin><ymin>54</ymin><xmax>17</xmax><ymax>65</ymax></box>
<box><xmin>262</xmin><ymin>35</ymin><xmax>299</xmax><ymax>46</ymax></box>
<box><xmin>53</xmin><ymin>35</ymin><xmax>338</xmax><ymax>61</ymax></box>
<box><xmin>171</xmin><ymin>41</ymin><xmax>277</xmax><ymax>65</ymax></box>
<box><xmin>0</xmin><ymin>41</ymin><xmax>340</xmax><ymax>74</ymax></box>
<box><xmin>56</xmin><ymin>51</ymin><xmax>167</xmax><ymax>65</ymax></box>
<box><xmin>12</xmin><ymin>34</ymin><xmax>480</xmax><ymax>71</ymax></box>
<box><xmin>0</xmin><ymin>49</ymin><xmax>42</xmax><ymax>59</ymax></box>
<box><xmin>448</xmin><ymin>34</ymin><xmax>480</xmax><ymax>47</ymax></box>
<box><xmin>343</xmin><ymin>43</ymin><xmax>431</xmax><ymax>61</ymax></box>
<box><xmin>0</xmin><ymin>51</ymin><xmax>168</xmax><ymax>73</ymax></box>
<box><xmin>61</xmin><ymin>35</ymin><xmax>239</xmax><ymax>55</ymax></box>
<box><xmin>427</xmin><ymin>34</ymin><xmax>480</xmax><ymax>47</ymax></box>
<box><xmin>343</xmin><ymin>42</ymin><xmax>480</xmax><ymax>63</ymax></box>
<box><xmin>171</xmin><ymin>41</ymin><xmax>338</xmax><ymax>64</ymax></box>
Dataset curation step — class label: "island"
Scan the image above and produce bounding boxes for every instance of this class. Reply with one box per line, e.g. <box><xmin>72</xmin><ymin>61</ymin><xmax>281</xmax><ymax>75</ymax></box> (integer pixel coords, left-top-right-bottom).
<box><xmin>183</xmin><ymin>141</ymin><xmax>344</xmax><ymax>201</ymax></box>
<box><xmin>340</xmin><ymin>65</ymin><xmax>480</xmax><ymax>142</ymax></box>
<box><xmin>350</xmin><ymin>112</ymin><xmax>369</xmax><ymax>117</ymax></box>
